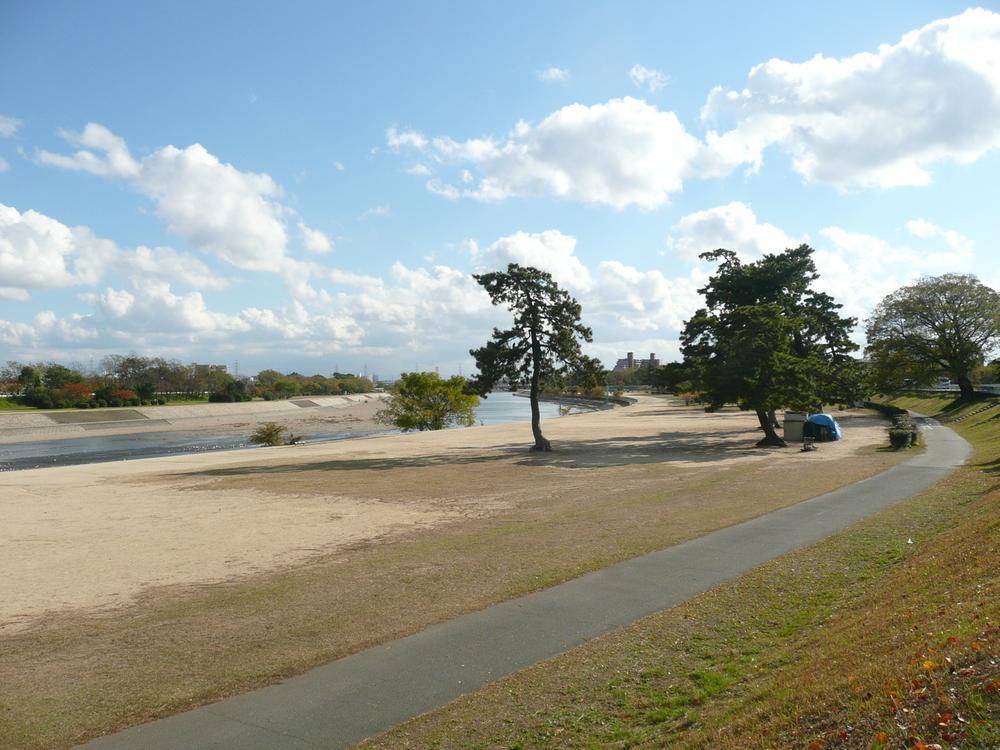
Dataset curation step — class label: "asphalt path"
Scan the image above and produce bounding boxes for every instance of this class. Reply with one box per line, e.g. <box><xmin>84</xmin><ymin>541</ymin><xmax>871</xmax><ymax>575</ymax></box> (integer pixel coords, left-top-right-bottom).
<box><xmin>78</xmin><ymin>417</ymin><xmax>971</xmax><ymax>750</ymax></box>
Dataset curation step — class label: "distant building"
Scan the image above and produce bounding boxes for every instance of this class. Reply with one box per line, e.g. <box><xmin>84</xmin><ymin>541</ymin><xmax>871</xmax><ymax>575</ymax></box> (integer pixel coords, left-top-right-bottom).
<box><xmin>193</xmin><ymin>363</ymin><xmax>228</xmax><ymax>376</ymax></box>
<box><xmin>612</xmin><ymin>352</ymin><xmax>660</xmax><ymax>371</ymax></box>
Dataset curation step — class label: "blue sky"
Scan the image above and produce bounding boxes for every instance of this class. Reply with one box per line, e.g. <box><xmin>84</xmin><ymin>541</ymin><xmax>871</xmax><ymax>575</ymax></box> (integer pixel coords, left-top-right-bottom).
<box><xmin>1</xmin><ymin>1</ymin><xmax>998</xmax><ymax>377</ymax></box>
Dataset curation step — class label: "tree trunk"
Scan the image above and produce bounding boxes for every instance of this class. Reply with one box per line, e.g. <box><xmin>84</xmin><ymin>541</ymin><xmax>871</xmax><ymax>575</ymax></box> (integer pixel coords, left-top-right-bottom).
<box><xmin>755</xmin><ymin>408</ymin><xmax>787</xmax><ymax>447</ymax></box>
<box><xmin>529</xmin><ymin>336</ymin><xmax>551</xmax><ymax>452</ymax></box>
<box><xmin>767</xmin><ymin>409</ymin><xmax>780</xmax><ymax>429</ymax></box>
<box><xmin>957</xmin><ymin>374</ymin><xmax>975</xmax><ymax>400</ymax></box>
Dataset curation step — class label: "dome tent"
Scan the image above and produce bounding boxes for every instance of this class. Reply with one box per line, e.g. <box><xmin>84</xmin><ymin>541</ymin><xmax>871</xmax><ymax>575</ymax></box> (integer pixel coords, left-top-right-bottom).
<box><xmin>803</xmin><ymin>413</ymin><xmax>842</xmax><ymax>442</ymax></box>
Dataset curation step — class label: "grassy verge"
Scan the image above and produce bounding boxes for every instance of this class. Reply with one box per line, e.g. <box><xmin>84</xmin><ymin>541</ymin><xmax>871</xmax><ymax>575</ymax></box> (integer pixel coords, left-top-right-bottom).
<box><xmin>0</xmin><ymin>413</ymin><xmax>905</xmax><ymax>749</ymax></box>
<box><xmin>359</xmin><ymin>394</ymin><xmax>999</xmax><ymax>749</ymax></box>
<box><xmin>0</xmin><ymin>399</ymin><xmax>35</xmax><ymax>411</ymax></box>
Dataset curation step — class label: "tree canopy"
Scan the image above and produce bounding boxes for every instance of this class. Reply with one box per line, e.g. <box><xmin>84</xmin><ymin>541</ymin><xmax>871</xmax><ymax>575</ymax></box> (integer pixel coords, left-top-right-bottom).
<box><xmin>375</xmin><ymin>371</ymin><xmax>480</xmax><ymax>431</ymax></box>
<box><xmin>681</xmin><ymin>245</ymin><xmax>858</xmax><ymax>446</ymax></box>
<box><xmin>866</xmin><ymin>274</ymin><xmax>1000</xmax><ymax>400</ymax></box>
<box><xmin>470</xmin><ymin>263</ymin><xmax>592</xmax><ymax>451</ymax></box>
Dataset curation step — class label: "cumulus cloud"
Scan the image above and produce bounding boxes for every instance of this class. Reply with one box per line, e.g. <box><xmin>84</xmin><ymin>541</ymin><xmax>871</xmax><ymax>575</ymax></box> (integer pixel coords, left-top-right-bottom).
<box><xmin>629</xmin><ymin>64</ymin><xmax>668</xmax><ymax>92</ymax></box>
<box><xmin>120</xmin><ymin>245</ymin><xmax>231</xmax><ymax>290</ymax></box>
<box><xmin>702</xmin><ymin>8</ymin><xmax>1000</xmax><ymax>187</ymax></box>
<box><xmin>392</xmin><ymin>97</ymin><xmax>704</xmax><ymax>209</ymax></box>
<box><xmin>404</xmin><ymin>163</ymin><xmax>432</xmax><ymax>176</ymax></box>
<box><xmin>666</xmin><ymin>201</ymin><xmax>803</xmax><ymax>261</ymax></box>
<box><xmin>37</xmin><ymin>123</ymin><xmax>140</xmax><ymax>178</ymax></box>
<box><xmin>469</xmin><ymin>229</ymin><xmax>593</xmax><ymax>291</ymax></box>
<box><xmin>37</xmin><ymin>124</ymin><xmax>296</xmax><ymax>275</ymax></box>
<box><xmin>814</xmin><ymin>224</ymin><xmax>974</xmax><ymax>322</ymax></box>
<box><xmin>0</xmin><ymin>157</ymin><xmax>9</xmax><ymax>173</ymax></box>
<box><xmin>538</xmin><ymin>66</ymin><xmax>570</xmax><ymax>84</ymax></box>
<box><xmin>299</xmin><ymin>223</ymin><xmax>333</xmax><ymax>254</ymax></box>
<box><xmin>386</xmin><ymin>127</ymin><xmax>429</xmax><ymax>151</ymax></box>
<box><xmin>0</xmin><ymin>203</ymin><xmax>116</xmax><ymax>293</ymax></box>
<box><xmin>0</xmin><ymin>115</ymin><xmax>21</xmax><ymax>138</ymax></box>
<box><xmin>665</xmin><ymin>201</ymin><xmax>978</xmax><ymax>335</ymax></box>
<box><xmin>0</xmin><ymin>286</ymin><xmax>30</xmax><ymax>301</ymax></box>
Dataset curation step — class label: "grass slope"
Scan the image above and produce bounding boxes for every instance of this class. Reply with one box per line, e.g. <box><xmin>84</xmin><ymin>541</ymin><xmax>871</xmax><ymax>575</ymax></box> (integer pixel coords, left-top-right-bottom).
<box><xmin>360</xmin><ymin>394</ymin><xmax>1000</xmax><ymax>750</ymax></box>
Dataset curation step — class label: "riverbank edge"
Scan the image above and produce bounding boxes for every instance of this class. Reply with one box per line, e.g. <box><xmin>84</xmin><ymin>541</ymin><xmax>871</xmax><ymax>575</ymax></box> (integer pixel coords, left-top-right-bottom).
<box><xmin>512</xmin><ymin>390</ymin><xmax>638</xmax><ymax>410</ymax></box>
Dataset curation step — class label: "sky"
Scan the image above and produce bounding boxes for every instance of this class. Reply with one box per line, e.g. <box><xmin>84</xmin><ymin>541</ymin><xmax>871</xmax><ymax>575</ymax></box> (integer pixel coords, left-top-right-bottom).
<box><xmin>1</xmin><ymin>1</ymin><xmax>999</xmax><ymax>378</ymax></box>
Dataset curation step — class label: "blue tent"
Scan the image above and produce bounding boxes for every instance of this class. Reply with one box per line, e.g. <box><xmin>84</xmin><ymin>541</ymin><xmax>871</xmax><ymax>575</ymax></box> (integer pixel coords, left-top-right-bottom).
<box><xmin>805</xmin><ymin>413</ymin><xmax>842</xmax><ymax>441</ymax></box>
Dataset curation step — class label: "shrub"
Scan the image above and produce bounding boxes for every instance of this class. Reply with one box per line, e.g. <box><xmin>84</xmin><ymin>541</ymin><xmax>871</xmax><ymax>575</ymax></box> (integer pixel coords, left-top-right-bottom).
<box><xmin>888</xmin><ymin>427</ymin><xmax>913</xmax><ymax>450</ymax></box>
<box><xmin>156</xmin><ymin>398</ymin><xmax>166</xmax><ymax>405</ymax></box>
<box><xmin>250</xmin><ymin>422</ymin><xmax>287</xmax><ymax>446</ymax></box>
<box><xmin>96</xmin><ymin>399</ymin><xmax>107</xmax><ymax>408</ymax></box>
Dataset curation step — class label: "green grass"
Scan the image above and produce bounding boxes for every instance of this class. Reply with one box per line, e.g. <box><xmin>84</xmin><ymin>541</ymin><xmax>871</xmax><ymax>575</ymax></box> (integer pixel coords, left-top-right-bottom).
<box><xmin>0</xmin><ymin>399</ymin><xmax>35</xmax><ymax>410</ymax></box>
<box><xmin>359</xmin><ymin>395</ymin><xmax>1000</xmax><ymax>749</ymax></box>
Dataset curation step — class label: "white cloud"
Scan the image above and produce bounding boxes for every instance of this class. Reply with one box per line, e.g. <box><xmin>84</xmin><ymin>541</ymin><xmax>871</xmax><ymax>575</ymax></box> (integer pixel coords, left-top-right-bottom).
<box><xmin>665</xmin><ymin>202</ymin><xmax>976</xmax><ymax>337</ymax></box>
<box><xmin>0</xmin><ymin>203</ymin><xmax>116</xmax><ymax>292</ymax></box>
<box><xmin>904</xmin><ymin>218</ymin><xmax>972</xmax><ymax>253</ymax></box>
<box><xmin>588</xmin><ymin>261</ymin><xmax>706</xmax><ymax>337</ymax></box>
<box><xmin>0</xmin><ymin>286</ymin><xmax>30</xmax><ymax>301</ymax></box>
<box><xmin>425</xmin><ymin>179</ymin><xmax>461</xmax><ymax>200</ymax></box>
<box><xmin>0</xmin><ymin>157</ymin><xmax>9</xmax><ymax>173</ymax></box>
<box><xmin>137</xmin><ymin>142</ymin><xmax>287</xmax><ymax>272</ymax></box>
<box><xmin>469</xmin><ymin>229</ymin><xmax>593</xmax><ymax>291</ymax></box>
<box><xmin>334</xmin><ymin>161</ymin><xmax>345</xmax><ymax>171</ymax></box>
<box><xmin>37</xmin><ymin>125</ymin><xmax>291</xmax><ymax>273</ymax></box>
<box><xmin>702</xmin><ymin>8</ymin><xmax>1000</xmax><ymax>187</ymax></box>
<box><xmin>120</xmin><ymin>245</ymin><xmax>230</xmax><ymax>290</ymax></box>
<box><xmin>391</xmin><ymin>97</ymin><xmax>704</xmax><ymax>209</ymax></box>
<box><xmin>0</xmin><ymin>115</ymin><xmax>21</xmax><ymax>138</ymax></box>
<box><xmin>814</xmin><ymin>224</ymin><xmax>974</xmax><ymax>322</ymax></box>
<box><xmin>666</xmin><ymin>201</ymin><xmax>803</xmax><ymax>261</ymax></box>
<box><xmin>386</xmin><ymin>127</ymin><xmax>429</xmax><ymax>151</ymax></box>
<box><xmin>358</xmin><ymin>205</ymin><xmax>391</xmax><ymax>220</ymax></box>
<box><xmin>538</xmin><ymin>66</ymin><xmax>570</xmax><ymax>84</ymax></box>
<box><xmin>299</xmin><ymin>223</ymin><xmax>333</xmax><ymax>254</ymax></box>
<box><xmin>404</xmin><ymin>163</ymin><xmax>432</xmax><ymax>176</ymax></box>
<box><xmin>37</xmin><ymin>123</ymin><xmax>140</xmax><ymax>178</ymax></box>
<box><xmin>629</xmin><ymin>64</ymin><xmax>668</xmax><ymax>92</ymax></box>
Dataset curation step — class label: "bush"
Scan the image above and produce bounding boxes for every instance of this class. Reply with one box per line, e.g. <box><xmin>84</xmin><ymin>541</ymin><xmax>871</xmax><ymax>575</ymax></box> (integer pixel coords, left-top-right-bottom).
<box><xmin>888</xmin><ymin>427</ymin><xmax>913</xmax><ymax>450</ymax></box>
<box><xmin>156</xmin><ymin>398</ymin><xmax>166</xmax><ymax>405</ymax></box>
<box><xmin>250</xmin><ymin>422</ymin><xmax>287</xmax><ymax>446</ymax></box>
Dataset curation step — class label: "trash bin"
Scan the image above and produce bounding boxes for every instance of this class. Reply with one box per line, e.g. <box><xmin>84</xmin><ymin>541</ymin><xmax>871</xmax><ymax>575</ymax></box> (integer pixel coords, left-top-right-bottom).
<box><xmin>783</xmin><ymin>412</ymin><xmax>807</xmax><ymax>442</ymax></box>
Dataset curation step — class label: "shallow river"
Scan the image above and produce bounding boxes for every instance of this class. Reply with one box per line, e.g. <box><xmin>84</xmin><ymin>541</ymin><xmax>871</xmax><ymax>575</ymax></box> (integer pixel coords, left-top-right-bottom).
<box><xmin>0</xmin><ymin>392</ymin><xmax>588</xmax><ymax>472</ymax></box>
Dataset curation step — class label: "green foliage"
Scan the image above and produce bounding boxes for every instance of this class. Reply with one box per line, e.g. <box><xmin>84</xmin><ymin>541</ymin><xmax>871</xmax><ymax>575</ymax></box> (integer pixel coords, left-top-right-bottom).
<box><xmin>375</xmin><ymin>371</ymin><xmax>479</xmax><ymax>431</ymax></box>
<box><xmin>470</xmin><ymin>263</ymin><xmax>592</xmax><ymax>451</ymax></box>
<box><xmin>249</xmin><ymin>422</ymin><xmax>288</xmax><ymax>446</ymax></box>
<box><xmin>866</xmin><ymin>274</ymin><xmax>1000</xmax><ymax>399</ymax></box>
<box><xmin>681</xmin><ymin>246</ymin><xmax>857</xmax><ymax>445</ymax></box>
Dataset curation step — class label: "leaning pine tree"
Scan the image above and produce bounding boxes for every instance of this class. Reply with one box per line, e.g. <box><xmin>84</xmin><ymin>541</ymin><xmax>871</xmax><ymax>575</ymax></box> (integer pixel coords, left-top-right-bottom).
<box><xmin>470</xmin><ymin>263</ymin><xmax>592</xmax><ymax>452</ymax></box>
<box><xmin>681</xmin><ymin>246</ymin><xmax>858</xmax><ymax>447</ymax></box>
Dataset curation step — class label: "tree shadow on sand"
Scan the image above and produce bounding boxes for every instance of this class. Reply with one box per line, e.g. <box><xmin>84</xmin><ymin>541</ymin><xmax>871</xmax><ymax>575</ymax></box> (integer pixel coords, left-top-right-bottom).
<box><xmin>169</xmin><ymin>429</ymin><xmax>769</xmax><ymax>479</ymax></box>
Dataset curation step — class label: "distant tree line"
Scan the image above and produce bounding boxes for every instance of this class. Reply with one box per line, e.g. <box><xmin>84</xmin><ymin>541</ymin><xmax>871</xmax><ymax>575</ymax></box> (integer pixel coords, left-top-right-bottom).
<box><xmin>0</xmin><ymin>355</ymin><xmax>374</xmax><ymax>409</ymax></box>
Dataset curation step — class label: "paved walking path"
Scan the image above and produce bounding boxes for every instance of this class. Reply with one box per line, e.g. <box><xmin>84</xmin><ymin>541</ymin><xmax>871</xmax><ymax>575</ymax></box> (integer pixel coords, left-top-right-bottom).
<box><xmin>80</xmin><ymin>418</ymin><xmax>971</xmax><ymax>750</ymax></box>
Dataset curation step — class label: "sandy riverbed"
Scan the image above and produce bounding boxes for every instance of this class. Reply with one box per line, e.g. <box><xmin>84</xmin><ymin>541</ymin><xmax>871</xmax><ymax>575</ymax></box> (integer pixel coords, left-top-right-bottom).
<box><xmin>1</xmin><ymin>396</ymin><xmax>892</xmax><ymax>632</ymax></box>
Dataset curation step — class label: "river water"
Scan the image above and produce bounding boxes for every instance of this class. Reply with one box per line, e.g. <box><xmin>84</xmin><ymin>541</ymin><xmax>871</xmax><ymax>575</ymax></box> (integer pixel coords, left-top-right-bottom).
<box><xmin>0</xmin><ymin>391</ymin><xmax>587</xmax><ymax>472</ymax></box>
